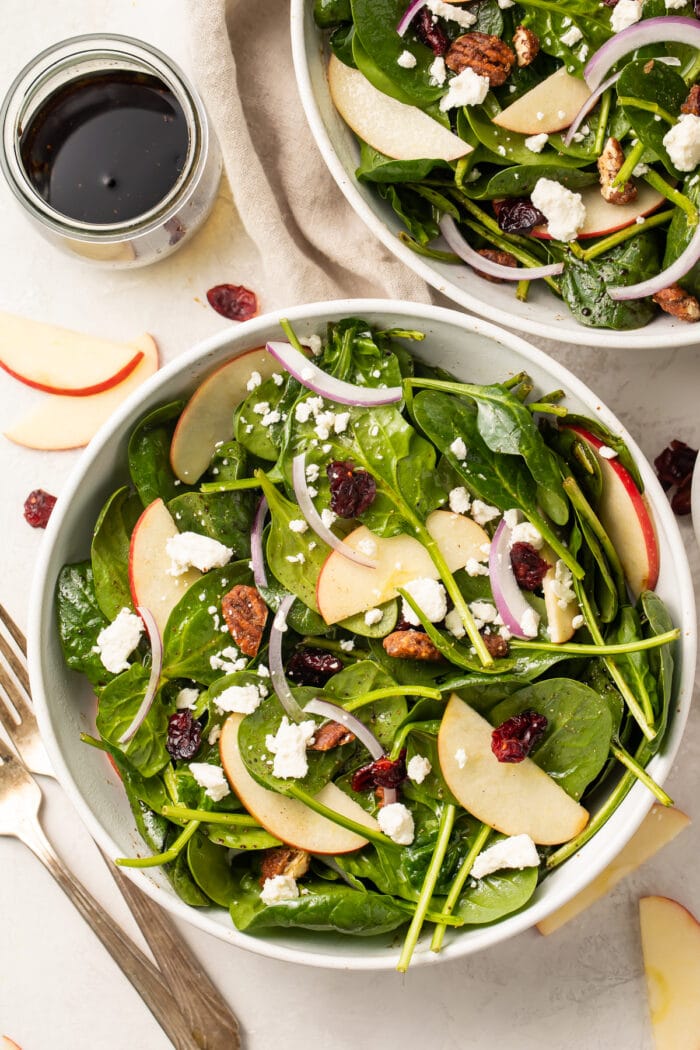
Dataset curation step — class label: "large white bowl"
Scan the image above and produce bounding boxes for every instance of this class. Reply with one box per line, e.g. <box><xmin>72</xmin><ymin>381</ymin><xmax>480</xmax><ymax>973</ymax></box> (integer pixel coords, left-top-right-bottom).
<box><xmin>29</xmin><ymin>299</ymin><xmax>696</xmax><ymax>970</ymax></box>
<box><xmin>290</xmin><ymin>3</ymin><xmax>700</xmax><ymax>349</ymax></box>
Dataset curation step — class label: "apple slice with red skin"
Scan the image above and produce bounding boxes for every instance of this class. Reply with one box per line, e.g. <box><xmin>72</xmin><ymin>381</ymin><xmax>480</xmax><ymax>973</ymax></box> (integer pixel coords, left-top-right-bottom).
<box><xmin>0</xmin><ymin>310</ymin><xmax>145</xmax><ymax>396</ymax></box>
<box><xmin>437</xmin><ymin>694</ymin><xmax>589</xmax><ymax>845</ymax></box>
<box><xmin>493</xmin><ymin>67</ymin><xmax>592</xmax><ymax>135</ymax></box>
<box><xmin>219</xmin><ymin>713</ymin><xmax>377</xmax><ymax>854</ymax></box>
<box><xmin>640</xmin><ymin>895</ymin><xmax>700</xmax><ymax>1050</ymax></box>
<box><xmin>169</xmin><ymin>347</ymin><xmax>276</xmax><ymax>484</ymax></box>
<box><xmin>3</xmin><ymin>334</ymin><xmax>158</xmax><ymax>451</ymax></box>
<box><xmin>128</xmin><ymin>498</ymin><xmax>202</xmax><ymax>636</ymax></box>
<box><xmin>564</xmin><ymin>424</ymin><xmax>659</xmax><ymax>598</ymax></box>
<box><xmin>531</xmin><ymin>182</ymin><xmax>666</xmax><ymax>241</ymax></box>
<box><xmin>1</xmin><ymin>1038</ymin><xmax>23</xmax><ymax>1050</ymax></box>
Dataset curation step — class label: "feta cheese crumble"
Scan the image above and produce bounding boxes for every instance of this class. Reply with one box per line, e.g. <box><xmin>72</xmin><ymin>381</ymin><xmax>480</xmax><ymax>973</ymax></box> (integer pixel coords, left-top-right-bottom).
<box><xmin>321</xmin><ymin>508</ymin><xmax>337</xmax><ymax>529</ymax></box>
<box><xmin>450</xmin><ymin>437</ymin><xmax>467</xmax><ymax>460</ymax></box>
<box><xmin>663</xmin><ymin>114</ymin><xmax>700</xmax><ymax>172</ymax></box>
<box><xmin>397</xmin><ymin>49</ymin><xmax>417</xmax><ymax>69</ymax></box>
<box><xmin>560</xmin><ymin>25</ymin><xmax>583</xmax><ymax>46</ymax></box>
<box><xmin>448</xmin><ymin>486</ymin><xmax>471</xmax><ymax>514</ymax></box>
<box><xmin>665</xmin><ymin>0</ymin><xmax>686</xmax><ymax>8</ymax></box>
<box><xmin>425</xmin><ymin>0</ymin><xmax>476</xmax><ymax>27</ymax></box>
<box><xmin>401</xmin><ymin>577</ymin><xmax>447</xmax><ymax>625</ymax></box>
<box><xmin>94</xmin><ymin>609</ymin><xmax>143</xmax><ymax>674</ymax></box>
<box><xmin>440</xmin><ymin>67</ymin><xmax>490</xmax><ymax>112</ymax></box>
<box><xmin>552</xmin><ymin>560</ymin><xmax>576</xmax><ymax>609</ymax></box>
<box><xmin>525</xmin><ymin>133</ymin><xmax>549</xmax><ymax>154</ymax></box>
<box><xmin>510</xmin><ymin>520</ymin><xmax>544</xmax><ymax>549</ymax></box>
<box><xmin>471</xmin><ymin>499</ymin><xmax>500</xmax><ymax>526</ymax></box>
<box><xmin>166</xmin><ymin>532</ymin><xmax>232</xmax><ymax>576</ymax></box>
<box><xmin>610</xmin><ymin>0</ymin><xmax>642</xmax><ymax>33</ymax></box>
<box><xmin>571</xmin><ymin>613</ymin><xmax>585</xmax><ymax>630</ymax></box>
<box><xmin>288</xmin><ymin>519</ymin><xmax>308</xmax><ymax>533</ymax></box>
<box><xmin>470</xmin><ymin>834</ymin><xmax>540</xmax><ymax>879</ymax></box>
<box><xmin>246</xmin><ymin>371</ymin><xmax>262</xmax><ymax>391</ymax></box>
<box><xmin>519</xmin><ymin>606</ymin><xmax>540</xmax><ymax>639</ymax></box>
<box><xmin>598</xmin><ymin>445</ymin><xmax>618</xmax><ymax>460</ymax></box>
<box><xmin>377</xmin><ymin>802</ymin><xmax>415</xmax><ymax>845</ymax></box>
<box><xmin>465</xmin><ymin>557</ymin><xmax>489</xmax><ymax>577</ymax></box>
<box><xmin>260</xmin><ymin>874</ymin><xmax>299</xmax><ymax>905</ymax></box>
<box><xmin>455</xmin><ymin>747</ymin><xmax>468</xmax><ymax>769</ymax></box>
<box><xmin>364</xmin><ymin>607</ymin><xmax>384</xmax><ymax>626</ymax></box>
<box><xmin>531</xmin><ymin>178</ymin><xmax>586</xmax><ymax>242</ymax></box>
<box><xmin>189</xmin><ymin>763</ymin><xmax>231</xmax><ymax>802</ymax></box>
<box><xmin>429</xmin><ymin>56</ymin><xmax>447</xmax><ymax>86</ymax></box>
<box><xmin>445</xmin><ymin>608</ymin><xmax>466</xmax><ymax>639</ymax></box>
<box><xmin>265</xmin><ymin>717</ymin><xmax>317</xmax><ymax>779</ymax></box>
<box><xmin>214</xmin><ymin>683</ymin><xmax>264</xmax><ymax>715</ymax></box>
<box><xmin>407</xmin><ymin>754</ymin><xmax>432</xmax><ymax>784</ymax></box>
<box><xmin>175</xmin><ymin>687</ymin><xmax>200</xmax><ymax>710</ymax></box>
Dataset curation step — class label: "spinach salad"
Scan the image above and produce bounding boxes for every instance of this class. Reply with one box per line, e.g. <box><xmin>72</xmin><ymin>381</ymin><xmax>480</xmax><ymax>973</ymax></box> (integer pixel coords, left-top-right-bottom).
<box><xmin>56</xmin><ymin>318</ymin><xmax>679</xmax><ymax>969</ymax></box>
<box><xmin>314</xmin><ymin>0</ymin><xmax>700</xmax><ymax>330</ymax></box>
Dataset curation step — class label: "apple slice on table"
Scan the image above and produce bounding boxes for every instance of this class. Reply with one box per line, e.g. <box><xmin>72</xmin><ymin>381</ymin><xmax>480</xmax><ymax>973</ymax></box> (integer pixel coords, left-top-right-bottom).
<box><xmin>0</xmin><ymin>310</ymin><xmax>145</xmax><ymax>395</ymax></box>
<box><xmin>640</xmin><ymin>896</ymin><xmax>700</xmax><ymax>1050</ymax></box>
<box><xmin>220</xmin><ymin>714</ymin><xmax>377</xmax><ymax>854</ymax></box>
<box><xmin>129</xmin><ymin>498</ymin><xmax>201</xmax><ymax>636</ymax></box>
<box><xmin>438</xmin><ymin>694</ymin><xmax>588</xmax><ymax>845</ymax></box>
<box><xmin>537</xmin><ymin>805</ymin><xmax>690</xmax><ymax>935</ymax></box>
<box><xmin>170</xmin><ymin>347</ymin><xmax>276</xmax><ymax>484</ymax></box>
<box><xmin>3</xmin><ymin>334</ymin><xmax>158</xmax><ymax>451</ymax></box>
<box><xmin>493</xmin><ymin>67</ymin><xmax>592</xmax><ymax>135</ymax></box>
<box><xmin>564</xmin><ymin>424</ymin><xmax>659</xmax><ymax>598</ymax></box>
<box><xmin>1</xmin><ymin>1038</ymin><xmax>23</xmax><ymax>1050</ymax></box>
<box><xmin>328</xmin><ymin>54</ymin><xmax>472</xmax><ymax>163</ymax></box>
<box><xmin>316</xmin><ymin>509</ymin><xmax>489</xmax><ymax>624</ymax></box>
<box><xmin>532</xmin><ymin>182</ymin><xmax>666</xmax><ymax>241</ymax></box>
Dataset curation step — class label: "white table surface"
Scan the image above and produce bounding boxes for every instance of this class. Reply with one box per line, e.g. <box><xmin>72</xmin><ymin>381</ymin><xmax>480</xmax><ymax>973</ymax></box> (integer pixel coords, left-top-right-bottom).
<box><xmin>1</xmin><ymin>2</ymin><xmax>699</xmax><ymax>1048</ymax></box>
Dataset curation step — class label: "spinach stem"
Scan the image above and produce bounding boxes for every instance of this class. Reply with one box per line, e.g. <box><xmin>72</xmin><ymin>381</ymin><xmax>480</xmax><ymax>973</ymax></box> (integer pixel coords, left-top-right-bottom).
<box><xmin>344</xmin><ymin>684</ymin><xmax>443</xmax><ymax>712</ymax></box>
<box><xmin>79</xmin><ymin>732</ymin><xmax>108</xmax><ymax>752</ymax></box>
<box><xmin>643</xmin><ymin>170</ymin><xmax>698</xmax><ymax>227</ymax></box>
<box><xmin>516</xmin><ymin>279</ymin><xmax>530</xmax><ymax>302</ymax></box>
<box><xmin>399</xmin><ymin>232</ymin><xmax>461</xmax><ymax>263</ymax></box>
<box><xmin>116</xmin><ymin>819</ymin><xmax>200</xmax><ymax>868</ymax></box>
<box><xmin>397</xmin><ymin>804</ymin><xmax>457</xmax><ymax>972</ymax></box>
<box><xmin>287</xmin><ymin>784</ymin><xmax>402</xmax><ymax>851</ymax></box>
<box><xmin>279</xmin><ymin>318</ymin><xmax>306</xmax><ymax>354</ymax></box>
<box><xmin>398</xmin><ymin>587</ymin><xmax>488</xmax><ymax>672</ymax></box>
<box><xmin>501</xmin><ymin>371</ymin><xmax>529</xmax><ymax>390</ymax></box>
<box><xmin>594</xmin><ymin>89</ymin><xmax>612</xmax><ymax>156</ymax></box>
<box><xmin>683</xmin><ymin>50</ymin><xmax>700</xmax><ymax>86</ymax></box>
<box><xmin>200</xmin><ymin>477</ymin><xmax>263</xmax><ymax>493</ymax></box>
<box><xmin>161</xmin><ymin>805</ymin><xmax>261</xmax><ymax>826</ymax></box>
<box><xmin>580</xmin><ymin>209</ymin><xmax>673</xmax><ymax>262</ymax></box>
<box><xmin>390</xmin><ymin>719</ymin><xmax>440</xmax><ymax>762</ymax></box>
<box><xmin>614</xmin><ymin>140</ymin><xmax>646</xmax><ymax>187</ymax></box>
<box><xmin>562</xmin><ymin>475</ymin><xmax>627</xmax><ymax>601</ymax></box>
<box><xmin>527</xmin><ymin>402</ymin><xmax>568</xmax><ymax>417</ymax></box>
<box><xmin>392</xmin><ymin>901</ymin><xmax>464</xmax><ymax>927</ymax></box>
<box><xmin>510</xmin><ymin>628</ymin><xmax>679</xmax><ymax>656</ymax></box>
<box><xmin>610</xmin><ymin>743</ymin><xmax>673</xmax><ymax>806</ymax></box>
<box><xmin>616</xmin><ymin>97</ymin><xmax>677</xmax><ymax>126</ymax></box>
<box><xmin>430</xmin><ymin>822</ymin><xmax>491</xmax><ymax>952</ymax></box>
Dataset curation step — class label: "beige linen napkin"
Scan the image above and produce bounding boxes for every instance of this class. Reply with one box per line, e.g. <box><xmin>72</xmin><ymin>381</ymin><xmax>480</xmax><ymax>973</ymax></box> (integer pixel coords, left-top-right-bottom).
<box><xmin>186</xmin><ymin>0</ymin><xmax>431</xmax><ymax>308</ymax></box>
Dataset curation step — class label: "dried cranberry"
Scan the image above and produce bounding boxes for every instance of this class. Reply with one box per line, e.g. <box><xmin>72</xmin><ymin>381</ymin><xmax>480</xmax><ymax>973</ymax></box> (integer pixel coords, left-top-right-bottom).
<box><xmin>672</xmin><ymin>476</ymin><xmax>693</xmax><ymax>516</ymax></box>
<box><xmin>206</xmin><ymin>284</ymin><xmax>258</xmax><ymax>321</ymax></box>
<box><xmin>166</xmin><ymin>710</ymin><xmax>202</xmax><ymax>761</ymax></box>
<box><xmin>491</xmin><ymin>710</ymin><xmax>548</xmax><ymax>763</ymax></box>
<box><xmin>510</xmin><ymin>542</ymin><xmax>550</xmax><ymax>591</ymax></box>
<box><xmin>493</xmin><ymin>198</ymin><xmax>546</xmax><ymax>234</ymax></box>
<box><xmin>412</xmin><ymin>7</ymin><xmax>450</xmax><ymax>55</ymax></box>
<box><xmin>23</xmin><ymin>489</ymin><xmax>57</xmax><ymax>528</ymax></box>
<box><xmin>327</xmin><ymin>460</ymin><xmax>377</xmax><ymax>517</ymax></box>
<box><xmin>286</xmin><ymin>647</ymin><xmax>343</xmax><ymax>687</ymax></box>
<box><xmin>351</xmin><ymin>750</ymin><xmax>407</xmax><ymax>793</ymax></box>
<box><xmin>481</xmin><ymin>630</ymin><xmax>510</xmax><ymax>659</ymax></box>
<box><xmin>654</xmin><ymin>440</ymin><xmax>698</xmax><ymax>516</ymax></box>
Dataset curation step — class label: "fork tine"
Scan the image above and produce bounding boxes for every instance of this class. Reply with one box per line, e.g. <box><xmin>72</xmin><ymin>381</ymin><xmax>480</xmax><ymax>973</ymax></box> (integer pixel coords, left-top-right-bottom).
<box><xmin>0</xmin><ymin>602</ymin><xmax>27</xmax><ymax>655</ymax></box>
<box><xmin>0</xmin><ymin>628</ymin><xmax>30</xmax><ymax>695</ymax></box>
<box><xmin>0</xmin><ymin>649</ymin><xmax>34</xmax><ymax>725</ymax></box>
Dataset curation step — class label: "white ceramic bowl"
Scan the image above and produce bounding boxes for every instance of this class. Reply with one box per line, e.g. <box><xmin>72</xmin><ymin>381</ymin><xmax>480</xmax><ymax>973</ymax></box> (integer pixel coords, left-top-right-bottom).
<box><xmin>29</xmin><ymin>299</ymin><xmax>696</xmax><ymax>970</ymax></box>
<box><xmin>290</xmin><ymin>3</ymin><xmax>700</xmax><ymax>349</ymax></box>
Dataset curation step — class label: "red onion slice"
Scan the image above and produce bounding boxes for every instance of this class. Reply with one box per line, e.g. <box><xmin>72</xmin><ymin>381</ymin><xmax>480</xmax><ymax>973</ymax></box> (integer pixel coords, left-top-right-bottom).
<box><xmin>251</xmin><ymin>495</ymin><xmax>269</xmax><ymax>589</ymax></box>
<box><xmin>489</xmin><ymin>517</ymin><xmax>540</xmax><ymax>641</ymax></box>
<box><xmin>608</xmin><ymin>220</ymin><xmax>700</xmax><ymax>300</ymax></box>
<box><xmin>563</xmin><ymin>72</ymin><xmax>621</xmax><ymax>148</ymax></box>
<box><xmin>397</xmin><ymin>0</ymin><xmax>427</xmax><ymax>36</ymax></box>
<box><xmin>584</xmin><ymin>17</ymin><xmax>700</xmax><ymax>91</ymax></box>
<box><xmin>304</xmin><ymin>698</ymin><xmax>397</xmax><ymax>805</ymax></box>
<box><xmin>291</xmin><ymin>452</ymin><xmax>377</xmax><ymax>569</ymax></box>
<box><xmin>269</xmin><ymin>594</ymin><xmax>306</xmax><ymax>723</ymax></box>
<box><xmin>440</xmin><ymin>217</ymin><xmax>565</xmax><ymax>281</ymax></box>
<box><xmin>265</xmin><ymin>341</ymin><xmax>402</xmax><ymax>406</ymax></box>
<box><xmin>118</xmin><ymin>607</ymin><xmax>162</xmax><ymax>745</ymax></box>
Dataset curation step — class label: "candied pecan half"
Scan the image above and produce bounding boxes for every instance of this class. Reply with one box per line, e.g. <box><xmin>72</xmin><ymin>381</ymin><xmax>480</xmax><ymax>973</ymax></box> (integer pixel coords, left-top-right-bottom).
<box><xmin>221</xmin><ymin>584</ymin><xmax>268</xmax><ymax>657</ymax></box>
<box><xmin>446</xmin><ymin>32</ymin><xmax>515</xmax><ymax>87</ymax></box>
<box><xmin>383</xmin><ymin>629</ymin><xmax>442</xmax><ymax>662</ymax></box>
<box><xmin>307</xmin><ymin>721</ymin><xmax>355</xmax><ymax>751</ymax></box>
<box><xmin>260</xmin><ymin>847</ymin><xmax>310</xmax><ymax>885</ymax></box>
<box><xmin>473</xmin><ymin>248</ymin><xmax>519</xmax><ymax>283</ymax></box>
<box><xmin>481</xmin><ymin>630</ymin><xmax>510</xmax><ymax>659</ymax></box>
<box><xmin>682</xmin><ymin>84</ymin><xmax>700</xmax><ymax>116</ymax></box>
<box><xmin>597</xmin><ymin>137</ymin><xmax>637</xmax><ymax>205</ymax></box>
<box><xmin>652</xmin><ymin>284</ymin><xmax>700</xmax><ymax>323</ymax></box>
<box><xmin>512</xmin><ymin>25</ymin><xmax>540</xmax><ymax>67</ymax></box>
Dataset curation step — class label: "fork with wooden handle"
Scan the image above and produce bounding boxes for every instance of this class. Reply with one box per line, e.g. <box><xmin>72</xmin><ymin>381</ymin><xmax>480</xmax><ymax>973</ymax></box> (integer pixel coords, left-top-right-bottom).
<box><xmin>0</xmin><ymin>602</ymin><xmax>242</xmax><ymax>1050</ymax></box>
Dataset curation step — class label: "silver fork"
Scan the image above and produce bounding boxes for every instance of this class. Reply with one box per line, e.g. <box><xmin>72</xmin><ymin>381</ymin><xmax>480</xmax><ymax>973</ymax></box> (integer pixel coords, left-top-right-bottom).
<box><xmin>0</xmin><ymin>603</ymin><xmax>241</xmax><ymax>1050</ymax></box>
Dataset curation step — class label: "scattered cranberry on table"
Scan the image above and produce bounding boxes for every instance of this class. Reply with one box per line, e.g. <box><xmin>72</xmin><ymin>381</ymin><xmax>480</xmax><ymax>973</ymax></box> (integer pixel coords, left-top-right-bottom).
<box><xmin>654</xmin><ymin>439</ymin><xmax>698</xmax><ymax>516</ymax></box>
<box><xmin>206</xmin><ymin>283</ymin><xmax>258</xmax><ymax>321</ymax></box>
<box><xmin>23</xmin><ymin>488</ymin><xmax>57</xmax><ymax>528</ymax></box>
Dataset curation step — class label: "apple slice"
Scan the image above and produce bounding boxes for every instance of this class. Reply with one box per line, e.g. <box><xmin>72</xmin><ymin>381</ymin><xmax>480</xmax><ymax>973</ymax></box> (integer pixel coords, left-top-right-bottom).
<box><xmin>129</xmin><ymin>498</ymin><xmax>201</xmax><ymax>636</ymax></box>
<box><xmin>170</xmin><ymin>347</ymin><xmax>276</xmax><ymax>484</ymax></box>
<box><xmin>316</xmin><ymin>509</ymin><xmax>489</xmax><ymax>624</ymax></box>
<box><xmin>640</xmin><ymin>895</ymin><xmax>700</xmax><ymax>1050</ymax></box>
<box><xmin>0</xmin><ymin>311</ymin><xmax>145</xmax><ymax>395</ymax></box>
<box><xmin>493</xmin><ymin>67</ymin><xmax>592</xmax><ymax>135</ymax></box>
<box><xmin>565</xmin><ymin>425</ymin><xmax>659</xmax><ymax>598</ymax></box>
<box><xmin>541</xmin><ymin>544</ymin><xmax>579</xmax><ymax>645</ymax></box>
<box><xmin>537</xmin><ymin>805</ymin><xmax>690</xmax><ymax>935</ymax></box>
<box><xmin>438</xmin><ymin>694</ymin><xmax>588</xmax><ymax>845</ymax></box>
<box><xmin>1</xmin><ymin>1039</ymin><xmax>22</xmax><ymax>1050</ymax></box>
<box><xmin>4</xmin><ymin>334</ymin><xmax>158</xmax><ymax>451</ymax></box>
<box><xmin>328</xmin><ymin>54</ymin><xmax>472</xmax><ymax>163</ymax></box>
<box><xmin>220</xmin><ymin>713</ymin><xmax>377</xmax><ymax>854</ymax></box>
<box><xmin>532</xmin><ymin>182</ymin><xmax>666</xmax><ymax>241</ymax></box>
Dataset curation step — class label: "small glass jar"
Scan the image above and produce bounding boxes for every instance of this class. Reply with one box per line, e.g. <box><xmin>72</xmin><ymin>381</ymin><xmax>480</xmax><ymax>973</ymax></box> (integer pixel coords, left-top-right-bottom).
<box><xmin>0</xmin><ymin>34</ymin><xmax>221</xmax><ymax>268</ymax></box>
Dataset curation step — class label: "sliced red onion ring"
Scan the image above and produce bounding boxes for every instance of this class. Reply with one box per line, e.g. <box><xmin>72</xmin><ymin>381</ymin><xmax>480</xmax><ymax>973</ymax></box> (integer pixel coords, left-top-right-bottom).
<box><xmin>440</xmin><ymin>217</ymin><xmax>565</xmax><ymax>281</ymax></box>
<box><xmin>265</xmin><ymin>341</ymin><xmax>402</xmax><ymax>406</ymax></box>
<box><xmin>489</xmin><ymin>516</ymin><xmax>540</xmax><ymax>641</ymax></box>
<box><xmin>251</xmin><ymin>495</ymin><xmax>269</xmax><ymax>589</ymax></box>
<box><xmin>584</xmin><ymin>17</ymin><xmax>700</xmax><ymax>91</ymax></box>
<box><xmin>304</xmin><ymin>698</ymin><xmax>397</xmax><ymax>805</ymax></box>
<box><xmin>291</xmin><ymin>452</ymin><xmax>377</xmax><ymax>569</ymax></box>
<box><xmin>563</xmin><ymin>72</ymin><xmax>621</xmax><ymax>148</ymax></box>
<box><xmin>269</xmin><ymin>594</ymin><xmax>306</xmax><ymax>723</ymax></box>
<box><xmin>118</xmin><ymin>607</ymin><xmax>162</xmax><ymax>744</ymax></box>
<box><xmin>608</xmin><ymin>220</ymin><xmax>700</xmax><ymax>300</ymax></box>
<box><xmin>397</xmin><ymin>0</ymin><xmax>426</xmax><ymax>36</ymax></box>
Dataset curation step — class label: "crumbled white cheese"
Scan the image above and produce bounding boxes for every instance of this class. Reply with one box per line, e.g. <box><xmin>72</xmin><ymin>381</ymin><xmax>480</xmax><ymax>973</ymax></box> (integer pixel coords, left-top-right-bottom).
<box><xmin>94</xmin><ymin>609</ymin><xmax>143</xmax><ymax>674</ymax></box>
<box><xmin>333</xmin><ymin>412</ymin><xmax>350</xmax><ymax>434</ymax></box>
<box><xmin>175</xmin><ymin>687</ymin><xmax>200</xmax><ymax>710</ymax></box>
<box><xmin>465</xmin><ymin>557</ymin><xmax>489</xmax><ymax>577</ymax></box>
<box><xmin>633</xmin><ymin>162</ymin><xmax>649</xmax><ymax>177</ymax></box>
<box><xmin>246</xmin><ymin>371</ymin><xmax>262</xmax><ymax>391</ymax></box>
<box><xmin>166</xmin><ymin>532</ymin><xmax>232</xmax><ymax>576</ymax></box>
<box><xmin>306</xmin><ymin>334</ymin><xmax>323</xmax><ymax>356</ymax></box>
<box><xmin>664</xmin><ymin>113</ymin><xmax>700</xmax><ymax>172</ymax></box>
<box><xmin>665</xmin><ymin>0</ymin><xmax>686</xmax><ymax>8</ymax></box>
<box><xmin>429</xmin><ymin>56</ymin><xmax>447</xmax><ymax>86</ymax></box>
<box><xmin>377</xmin><ymin>802</ymin><xmax>415</xmax><ymax>845</ymax></box>
<box><xmin>289</xmin><ymin>519</ymin><xmax>308</xmax><ymax>533</ymax></box>
<box><xmin>407</xmin><ymin>755</ymin><xmax>432</xmax><ymax>784</ymax></box>
<box><xmin>471</xmin><ymin>834</ymin><xmax>540</xmax><ymax>879</ymax></box>
<box><xmin>364</xmin><ymin>607</ymin><xmax>384</xmax><ymax>626</ymax></box>
<box><xmin>471</xmin><ymin>499</ymin><xmax>500</xmax><ymax>526</ymax></box>
<box><xmin>305</xmin><ymin>462</ymin><xmax>320</xmax><ymax>483</ymax></box>
<box><xmin>215</xmin><ymin>683</ymin><xmax>263</xmax><ymax>715</ymax></box>
<box><xmin>339</xmin><ymin>638</ymin><xmax>355</xmax><ymax>652</ymax></box>
<box><xmin>357</xmin><ymin>536</ymin><xmax>377</xmax><ymax>557</ymax></box>
<box><xmin>520</xmin><ymin>606</ymin><xmax>540</xmax><ymax>639</ymax></box>
<box><xmin>261</xmin><ymin>410</ymin><xmax>281</xmax><ymax>427</ymax></box>
<box><xmin>209</xmin><ymin>647</ymin><xmax>247</xmax><ymax>674</ymax></box>
<box><xmin>578</xmin><ymin>44</ymin><xmax>589</xmax><ymax>61</ymax></box>
<box><xmin>531</xmin><ymin>178</ymin><xmax>586</xmax><ymax>241</ymax></box>
<box><xmin>470</xmin><ymin>600</ymin><xmax>498</xmax><ymax>625</ymax></box>
<box><xmin>286</xmin><ymin>552</ymin><xmax>305</xmax><ymax>564</ymax></box>
<box><xmin>426</xmin><ymin>0</ymin><xmax>477</xmax><ymax>27</ymax></box>
<box><xmin>439</xmin><ymin>67</ymin><xmax>490</xmax><ymax>111</ymax></box>
<box><xmin>510</xmin><ymin>521</ymin><xmax>544</xmax><ymax>549</ymax></box>
<box><xmin>273</xmin><ymin>607</ymin><xmax>289</xmax><ymax>633</ymax></box>
<box><xmin>449</xmin><ymin>486</ymin><xmax>471</xmax><ymax>514</ymax></box>
<box><xmin>552</xmin><ymin>560</ymin><xmax>576</xmax><ymax>609</ymax></box>
<box><xmin>525</xmin><ymin>133</ymin><xmax>549</xmax><ymax>154</ymax></box>
<box><xmin>252</xmin><ymin>401</ymin><xmax>270</xmax><ymax>416</ymax></box>
<box><xmin>445</xmin><ymin>608</ymin><xmax>466</xmax><ymax>639</ymax></box>
<box><xmin>571</xmin><ymin>613</ymin><xmax>585</xmax><ymax>630</ymax></box>
<box><xmin>260</xmin><ymin>874</ymin><xmax>299</xmax><ymax>905</ymax></box>
<box><xmin>189</xmin><ymin>763</ymin><xmax>231</xmax><ymax>802</ymax></box>
<box><xmin>455</xmin><ymin>747</ymin><xmax>468</xmax><ymax>769</ymax></box>
<box><xmin>272</xmin><ymin>372</ymin><xmax>284</xmax><ymax>386</ymax></box>
<box><xmin>265</xmin><ymin>717</ymin><xmax>317</xmax><ymax>779</ymax></box>
<box><xmin>450</xmin><ymin>437</ymin><xmax>467</xmax><ymax>460</ymax></box>
<box><xmin>561</xmin><ymin>25</ymin><xmax>583</xmax><ymax>46</ymax></box>
<box><xmin>321</xmin><ymin>508</ymin><xmax>337</xmax><ymax>529</ymax></box>
<box><xmin>208</xmin><ymin>724</ymin><xmax>222</xmax><ymax>746</ymax></box>
<box><xmin>497</xmin><ymin>0</ymin><xmax>515</xmax><ymax>7</ymax></box>
<box><xmin>401</xmin><ymin>578</ymin><xmax>447</xmax><ymax>626</ymax></box>
<box><xmin>503</xmin><ymin>508</ymin><xmax>520</xmax><ymax>530</ymax></box>
<box><xmin>397</xmin><ymin>49</ymin><xmax>417</xmax><ymax>69</ymax></box>
<box><xmin>611</xmin><ymin>0</ymin><xmax>642</xmax><ymax>33</ymax></box>
<box><xmin>598</xmin><ymin>444</ymin><xmax>618</xmax><ymax>460</ymax></box>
